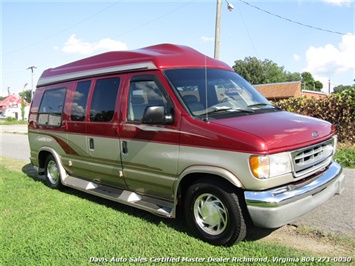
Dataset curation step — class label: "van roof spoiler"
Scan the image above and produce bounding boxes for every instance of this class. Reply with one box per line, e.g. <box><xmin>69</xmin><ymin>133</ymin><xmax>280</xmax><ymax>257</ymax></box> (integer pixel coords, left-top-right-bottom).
<box><xmin>37</xmin><ymin>43</ymin><xmax>232</xmax><ymax>87</ymax></box>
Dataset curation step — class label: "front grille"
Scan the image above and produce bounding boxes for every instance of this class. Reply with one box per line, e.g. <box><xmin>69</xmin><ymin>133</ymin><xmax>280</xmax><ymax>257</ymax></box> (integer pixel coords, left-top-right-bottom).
<box><xmin>291</xmin><ymin>138</ymin><xmax>335</xmax><ymax>178</ymax></box>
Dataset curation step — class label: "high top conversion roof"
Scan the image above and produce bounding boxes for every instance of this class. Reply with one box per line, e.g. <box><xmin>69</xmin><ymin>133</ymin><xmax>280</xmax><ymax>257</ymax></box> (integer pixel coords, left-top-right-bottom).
<box><xmin>37</xmin><ymin>43</ymin><xmax>232</xmax><ymax>87</ymax></box>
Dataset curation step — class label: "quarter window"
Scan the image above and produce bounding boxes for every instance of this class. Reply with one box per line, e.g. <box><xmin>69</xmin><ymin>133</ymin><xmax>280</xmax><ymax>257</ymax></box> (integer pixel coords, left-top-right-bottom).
<box><xmin>90</xmin><ymin>78</ymin><xmax>120</xmax><ymax>122</ymax></box>
<box><xmin>38</xmin><ymin>88</ymin><xmax>66</xmax><ymax>126</ymax></box>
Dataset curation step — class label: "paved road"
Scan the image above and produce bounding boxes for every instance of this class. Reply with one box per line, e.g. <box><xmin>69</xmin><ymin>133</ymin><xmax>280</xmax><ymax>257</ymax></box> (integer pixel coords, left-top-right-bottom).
<box><xmin>1</xmin><ymin>124</ymin><xmax>354</xmax><ymax>237</ymax></box>
<box><xmin>293</xmin><ymin>167</ymin><xmax>354</xmax><ymax>237</ymax></box>
<box><xmin>0</xmin><ymin>125</ymin><xmax>30</xmax><ymax>162</ymax></box>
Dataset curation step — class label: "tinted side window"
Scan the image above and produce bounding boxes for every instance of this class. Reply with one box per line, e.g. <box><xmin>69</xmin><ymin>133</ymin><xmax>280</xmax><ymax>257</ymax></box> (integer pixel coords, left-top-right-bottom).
<box><xmin>38</xmin><ymin>88</ymin><xmax>66</xmax><ymax>126</ymax></box>
<box><xmin>71</xmin><ymin>81</ymin><xmax>90</xmax><ymax>121</ymax></box>
<box><xmin>90</xmin><ymin>78</ymin><xmax>120</xmax><ymax>122</ymax></box>
<box><xmin>128</xmin><ymin>79</ymin><xmax>167</xmax><ymax>122</ymax></box>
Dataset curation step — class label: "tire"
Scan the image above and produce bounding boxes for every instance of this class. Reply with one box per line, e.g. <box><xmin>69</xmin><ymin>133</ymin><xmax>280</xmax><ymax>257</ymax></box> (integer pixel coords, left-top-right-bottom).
<box><xmin>45</xmin><ymin>155</ymin><xmax>63</xmax><ymax>189</ymax></box>
<box><xmin>184</xmin><ymin>179</ymin><xmax>247</xmax><ymax>246</ymax></box>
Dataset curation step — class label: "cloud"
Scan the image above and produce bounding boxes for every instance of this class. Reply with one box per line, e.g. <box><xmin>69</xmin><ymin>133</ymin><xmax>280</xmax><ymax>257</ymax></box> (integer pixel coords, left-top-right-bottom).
<box><xmin>323</xmin><ymin>0</ymin><xmax>352</xmax><ymax>6</ymax></box>
<box><xmin>303</xmin><ymin>34</ymin><xmax>355</xmax><ymax>78</ymax></box>
<box><xmin>61</xmin><ymin>34</ymin><xmax>128</xmax><ymax>54</ymax></box>
<box><xmin>293</xmin><ymin>54</ymin><xmax>301</xmax><ymax>61</ymax></box>
<box><xmin>201</xmin><ymin>36</ymin><xmax>214</xmax><ymax>42</ymax></box>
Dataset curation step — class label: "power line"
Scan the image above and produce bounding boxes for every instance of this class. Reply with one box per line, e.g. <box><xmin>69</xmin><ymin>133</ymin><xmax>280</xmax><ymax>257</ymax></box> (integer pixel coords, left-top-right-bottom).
<box><xmin>113</xmin><ymin>1</ymin><xmax>195</xmax><ymax>39</ymax></box>
<box><xmin>2</xmin><ymin>1</ymin><xmax>122</xmax><ymax>56</ymax></box>
<box><xmin>235</xmin><ymin>2</ymin><xmax>258</xmax><ymax>57</ymax></box>
<box><xmin>237</xmin><ymin>0</ymin><xmax>350</xmax><ymax>36</ymax></box>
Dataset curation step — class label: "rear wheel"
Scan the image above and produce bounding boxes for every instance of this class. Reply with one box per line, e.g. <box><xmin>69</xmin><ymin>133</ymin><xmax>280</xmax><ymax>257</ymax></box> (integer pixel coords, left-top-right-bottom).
<box><xmin>45</xmin><ymin>155</ymin><xmax>63</xmax><ymax>189</ymax></box>
<box><xmin>184</xmin><ymin>179</ymin><xmax>247</xmax><ymax>246</ymax></box>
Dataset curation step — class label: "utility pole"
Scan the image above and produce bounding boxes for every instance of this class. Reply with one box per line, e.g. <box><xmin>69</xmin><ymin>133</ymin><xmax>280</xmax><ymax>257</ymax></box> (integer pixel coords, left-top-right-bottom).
<box><xmin>214</xmin><ymin>0</ymin><xmax>234</xmax><ymax>59</ymax></box>
<box><xmin>27</xmin><ymin>66</ymin><xmax>37</xmax><ymax>102</ymax></box>
<box><xmin>214</xmin><ymin>0</ymin><xmax>222</xmax><ymax>59</ymax></box>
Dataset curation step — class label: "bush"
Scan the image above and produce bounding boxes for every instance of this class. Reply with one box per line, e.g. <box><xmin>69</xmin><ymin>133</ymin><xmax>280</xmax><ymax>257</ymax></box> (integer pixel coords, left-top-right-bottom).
<box><xmin>275</xmin><ymin>90</ymin><xmax>355</xmax><ymax>144</ymax></box>
<box><xmin>5</xmin><ymin>117</ymin><xmax>17</xmax><ymax>122</ymax></box>
<box><xmin>0</xmin><ymin>117</ymin><xmax>27</xmax><ymax>125</ymax></box>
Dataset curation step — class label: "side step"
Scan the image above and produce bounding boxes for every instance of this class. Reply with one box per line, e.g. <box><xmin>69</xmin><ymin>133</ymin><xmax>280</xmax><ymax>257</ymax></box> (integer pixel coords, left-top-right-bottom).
<box><xmin>62</xmin><ymin>175</ymin><xmax>174</xmax><ymax>217</ymax></box>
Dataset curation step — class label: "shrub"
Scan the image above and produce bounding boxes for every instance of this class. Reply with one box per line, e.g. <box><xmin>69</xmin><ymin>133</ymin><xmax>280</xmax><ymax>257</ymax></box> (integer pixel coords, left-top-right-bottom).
<box><xmin>5</xmin><ymin>117</ymin><xmax>17</xmax><ymax>122</ymax></box>
<box><xmin>274</xmin><ymin>91</ymin><xmax>355</xmax><ymax>144</ymax></box>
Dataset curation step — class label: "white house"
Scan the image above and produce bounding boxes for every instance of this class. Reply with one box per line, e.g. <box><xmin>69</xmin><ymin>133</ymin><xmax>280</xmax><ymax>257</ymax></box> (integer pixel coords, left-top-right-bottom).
<box><xmin>0</xmin><ymin>94</ymin><xmax>30</xmax><ymax>120</ymax></box>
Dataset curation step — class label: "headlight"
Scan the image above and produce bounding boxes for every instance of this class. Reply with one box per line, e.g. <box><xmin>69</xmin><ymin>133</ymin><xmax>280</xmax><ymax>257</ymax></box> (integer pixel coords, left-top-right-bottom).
<box><xmin>249</xmin><ymin>152</ymin><xmax>292</xmax><ymax>179</ymax></box>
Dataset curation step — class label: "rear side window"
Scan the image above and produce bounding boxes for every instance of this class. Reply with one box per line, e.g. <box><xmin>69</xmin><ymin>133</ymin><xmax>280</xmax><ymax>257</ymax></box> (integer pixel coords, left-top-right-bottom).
<box><xmin>71</xmin><ymin>81</ymin><xmax>91</xmax><ymax>121</ymax></box>
<box><xmin>90</xmin><ymin>78</ymin><xmax>120</xmax><ymax>122</ymax></box>
<box><xmin>38</xmin><ymin>88</ymin><xmax>66</xmax><ymax>127</ymax></box>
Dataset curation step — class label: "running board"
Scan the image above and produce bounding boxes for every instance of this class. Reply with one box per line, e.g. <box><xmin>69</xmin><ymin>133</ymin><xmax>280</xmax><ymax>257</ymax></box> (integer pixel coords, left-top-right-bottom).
<box><xmin>62</xmin><ymin>175</ymin><xmax>174</xmax><ymax>217</ymax></box>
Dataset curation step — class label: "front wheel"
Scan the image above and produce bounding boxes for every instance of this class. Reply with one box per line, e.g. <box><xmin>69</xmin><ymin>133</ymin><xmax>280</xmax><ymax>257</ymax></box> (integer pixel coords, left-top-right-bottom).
<box><xmin>184</xmin><ymin>179</ymin><xmax>247</xmax><ymax>246</ymax></box>
<box><xmin>45</xmin><ymin>155</ymin><xmax>63</xmax><ymax>189</ymax></box>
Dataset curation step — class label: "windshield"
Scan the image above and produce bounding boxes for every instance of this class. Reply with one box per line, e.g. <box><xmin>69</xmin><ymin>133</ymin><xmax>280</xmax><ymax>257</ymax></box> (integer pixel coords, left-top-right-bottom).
<box><xmin>164</xmin><ymin>68</ymin><xmax>273</xmax><ymax>117</ymax></box>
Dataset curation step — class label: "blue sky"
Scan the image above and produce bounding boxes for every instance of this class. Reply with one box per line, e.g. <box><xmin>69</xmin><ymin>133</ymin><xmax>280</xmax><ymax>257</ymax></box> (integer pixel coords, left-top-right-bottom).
<box><xmin>1</xmin><ymin>0</ymin><xmax>354</xmax><ymax>97</ymax></box>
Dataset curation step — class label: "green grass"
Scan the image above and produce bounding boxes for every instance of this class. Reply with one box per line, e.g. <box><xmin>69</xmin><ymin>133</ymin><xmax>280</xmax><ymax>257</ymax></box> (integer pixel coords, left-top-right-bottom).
<box><xmin>0</xmin><ymin>118</ymin><xmax>27</xmax><ymax>125</ymax></box>
<box><xmin>0</xmin><ymin>158</ymin><xmax>352</xmax><ymax>266</ymax></box>
<box><xmin>335</xmin><ymin>144</ymin><xmax>355</xmax><ymax>168</ymax></box>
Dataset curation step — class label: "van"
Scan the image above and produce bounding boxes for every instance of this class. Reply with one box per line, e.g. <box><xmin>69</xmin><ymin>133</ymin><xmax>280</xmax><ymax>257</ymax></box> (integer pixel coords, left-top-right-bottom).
<box><xmin>28</xmin><ymin>44</ymin><xmax>345</xmax><ymax>246</ymax></box>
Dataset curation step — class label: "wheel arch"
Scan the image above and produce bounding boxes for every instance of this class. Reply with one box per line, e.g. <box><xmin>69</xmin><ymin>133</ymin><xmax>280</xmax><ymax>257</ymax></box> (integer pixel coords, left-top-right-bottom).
<box><xmin>180</xmin><ymin>168</ymin><xmax>248</xmax><ymax>246</ymax></box>
<box><xmin>175</xmin><ymin>166</ymin><xmax>245</xmax><ymax>211</ymax></box>
<box><xmin>37</xmin><ymin>147</ymin><xmax>68</xmax><ymax>183</ymax></box>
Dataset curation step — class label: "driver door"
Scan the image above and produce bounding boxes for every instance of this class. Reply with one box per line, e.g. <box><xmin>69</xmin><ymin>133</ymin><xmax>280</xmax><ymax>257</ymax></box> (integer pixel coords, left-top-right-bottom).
<box><xmin>120</xmin><ymin>74</ymin><xmax>179</xmax><ymax>201</ymax></box>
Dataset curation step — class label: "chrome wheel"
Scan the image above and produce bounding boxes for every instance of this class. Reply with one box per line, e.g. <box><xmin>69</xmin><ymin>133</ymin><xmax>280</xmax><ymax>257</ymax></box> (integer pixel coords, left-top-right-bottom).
<box><xmin>47</xmin><ymin>160</ymin><xmax>59</xmax><ymax>185</ymax></box>
<box><xmin>184</xmin><ymin>178</ymin><xmax>247</xmax><ymax>246</ymax></box>
<box><xmin>194</xmin><ymin>193</ymin><xmax>228</xmax><ymax>235</ymax></box>
<box><xmin>45</xmin><ymin>155</ymin><xmax>63</xmax><ymax>189</ymax></box>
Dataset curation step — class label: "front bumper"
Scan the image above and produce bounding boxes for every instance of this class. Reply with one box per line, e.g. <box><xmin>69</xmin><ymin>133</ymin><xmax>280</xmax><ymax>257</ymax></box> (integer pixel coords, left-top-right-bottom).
<box><xmin>244</xmin><ymin>161</ymin><xmax>345</xmax><ymax>228</ymax></box>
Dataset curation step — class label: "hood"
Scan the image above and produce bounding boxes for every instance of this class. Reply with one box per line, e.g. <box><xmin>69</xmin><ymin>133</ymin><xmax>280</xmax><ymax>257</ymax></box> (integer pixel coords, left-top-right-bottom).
<box><xmin>211</xmin><ymin>111</ymin><xmax>335</xmax><ymax>152</ymax></box>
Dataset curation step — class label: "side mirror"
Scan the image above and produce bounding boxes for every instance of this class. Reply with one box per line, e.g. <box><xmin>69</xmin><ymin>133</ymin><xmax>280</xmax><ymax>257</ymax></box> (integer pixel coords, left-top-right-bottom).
<box><xmin>142</xmin><ymin>106</ymin><xmax>173</xmax><ymax>124</ymax></box>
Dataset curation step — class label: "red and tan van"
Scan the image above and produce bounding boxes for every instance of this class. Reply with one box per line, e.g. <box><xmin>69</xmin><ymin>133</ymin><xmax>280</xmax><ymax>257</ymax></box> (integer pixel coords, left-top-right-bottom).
<box><xmin>28</xmin><ymin>44</ymin><xmax>344</xmax><ymax>246</ymax></box>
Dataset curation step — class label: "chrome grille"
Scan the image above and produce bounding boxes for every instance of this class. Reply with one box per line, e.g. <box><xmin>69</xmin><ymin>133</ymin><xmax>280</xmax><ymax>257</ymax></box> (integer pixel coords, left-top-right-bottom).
<box><xmin>291</xmin><ymin>138</ymin><xmax>335</xmax><ymax>178</ymax></box>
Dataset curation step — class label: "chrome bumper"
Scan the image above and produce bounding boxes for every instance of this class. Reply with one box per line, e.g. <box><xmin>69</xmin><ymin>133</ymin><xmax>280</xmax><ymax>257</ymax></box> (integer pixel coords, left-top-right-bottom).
<box><xmin>244</xmin><ymin>161</ymin><xmax>345</xmax><ymax>228</ymax></box>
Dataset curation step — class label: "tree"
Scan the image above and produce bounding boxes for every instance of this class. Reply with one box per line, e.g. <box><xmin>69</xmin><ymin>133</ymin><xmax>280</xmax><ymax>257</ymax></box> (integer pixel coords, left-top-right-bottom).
<box><xmin>301</xmin><ymin>72</ymin><xmax>323</xmax><ymax>92</ymax></box>
<box><xmin>233</xmin><ymin>57</ymin><xmax>301</xmax><ymax>84</ymax></box>
<box><xmin>314</xmin><ymin>81</ymin><xmax>323</xmax><ymax>91</ymax></box>
<box><xmin>21</xmin><ymin>100</ymin><xmax>26</xmax><ymax>120</ymax></box>
<box><xmin>19</xmin><ymin>89</ymin><xmax>32</xmax><ymax>103</ymax></box>
<box><xmin>286</xmin><ymin>72</ymin><xmax>302</xmax><ymax>82</ymax></box>
<box><xmin>233</xmin><ymin>57</ymin><xmax>263</xmax><ymax>84</ymax></box>
<box><xmin>333</xmin><ymin>85</ymin><xmax>354</xmax><ymax>94</ymax></box>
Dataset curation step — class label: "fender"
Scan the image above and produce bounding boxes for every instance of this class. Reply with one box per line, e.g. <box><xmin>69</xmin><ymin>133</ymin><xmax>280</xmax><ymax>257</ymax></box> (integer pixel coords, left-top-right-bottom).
<box><xmin>38</xmin><ymin>147</ymin><xmax>69</xmax><ymax>184</ymax></box>
<box><xmin>174</xmin><ymin>165</ymin><xmax>245</xmax><ymax>198</ymax></box>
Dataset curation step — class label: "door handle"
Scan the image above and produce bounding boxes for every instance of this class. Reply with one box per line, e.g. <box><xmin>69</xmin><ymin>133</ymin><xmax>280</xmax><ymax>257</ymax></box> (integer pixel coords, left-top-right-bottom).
<box><xmin>122</xmin><ymin>141</ymin><xmax>128</xmax><ymax>154</ymax></box>
<box><xmin>89</xmin><ymin>138</ymin><xmax>94</xmax><ymax>150</ymax></box>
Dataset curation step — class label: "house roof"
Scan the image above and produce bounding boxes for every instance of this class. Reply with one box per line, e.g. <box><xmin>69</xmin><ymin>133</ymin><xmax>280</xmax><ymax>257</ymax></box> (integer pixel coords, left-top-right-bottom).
<box><xmin>254</xmin><ymin>81</ymin><xmax>302</xmax><ymax>100</ymax></box>
<box><xmin>0</xmin><ymin>94</ymin><xmax>30</xmax><ymax>108</ymax></box>
<box><xmin>301</xmin><ymin>90</ymin><xmax>327</xmax><ymax>99</ymax></box>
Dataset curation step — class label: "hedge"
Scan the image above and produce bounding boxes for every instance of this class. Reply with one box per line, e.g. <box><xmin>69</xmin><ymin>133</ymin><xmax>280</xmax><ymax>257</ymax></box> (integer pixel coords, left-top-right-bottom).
<box><xmin>274</xmin><ymin>89</ymin><xmax>355</xmax><ymax>144</ymax></box>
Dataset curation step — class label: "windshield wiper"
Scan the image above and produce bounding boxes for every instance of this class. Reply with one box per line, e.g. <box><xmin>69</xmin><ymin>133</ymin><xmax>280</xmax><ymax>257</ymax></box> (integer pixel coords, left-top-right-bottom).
<box><xmin>199</xmin><ymin>106</ymin><xmax>254</xmax><ymax>117</ymax></box>
<box><xmin>247</xmin><ymin>103</ymin><xmax>270</xmax><ymax>108</ymax></box>
<box><xmin>248</xmin><ymin>103</ymin><xmax>282</xmax><ymax>111</ymax></box>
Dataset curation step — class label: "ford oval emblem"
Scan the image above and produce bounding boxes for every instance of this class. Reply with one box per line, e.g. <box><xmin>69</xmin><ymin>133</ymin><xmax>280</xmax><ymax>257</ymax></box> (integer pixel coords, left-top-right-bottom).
<box><xmin>312</xmin><ymin>131</ymin><xmax>319</xmax><ymax>137</ymax></box>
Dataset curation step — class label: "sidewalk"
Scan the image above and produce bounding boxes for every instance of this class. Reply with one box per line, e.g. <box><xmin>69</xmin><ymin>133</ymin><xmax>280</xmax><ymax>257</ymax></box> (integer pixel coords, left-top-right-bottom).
<box><xmin>0</xmin><ymin>124</ymin><xmax>28</xmax><ymax>134</ymax></box>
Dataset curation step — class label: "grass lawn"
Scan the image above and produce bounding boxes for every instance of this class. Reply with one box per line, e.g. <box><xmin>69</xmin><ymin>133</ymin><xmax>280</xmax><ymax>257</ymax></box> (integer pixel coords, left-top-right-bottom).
<box><xmin>335</xmin><ymin>143</ymin><xmax>355</xmax><ymax>168</ymax></box>
<box><xmin>0</xmin><ymin>158</ymin><xmax>351</xmax><ymax>266</ymax></box>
